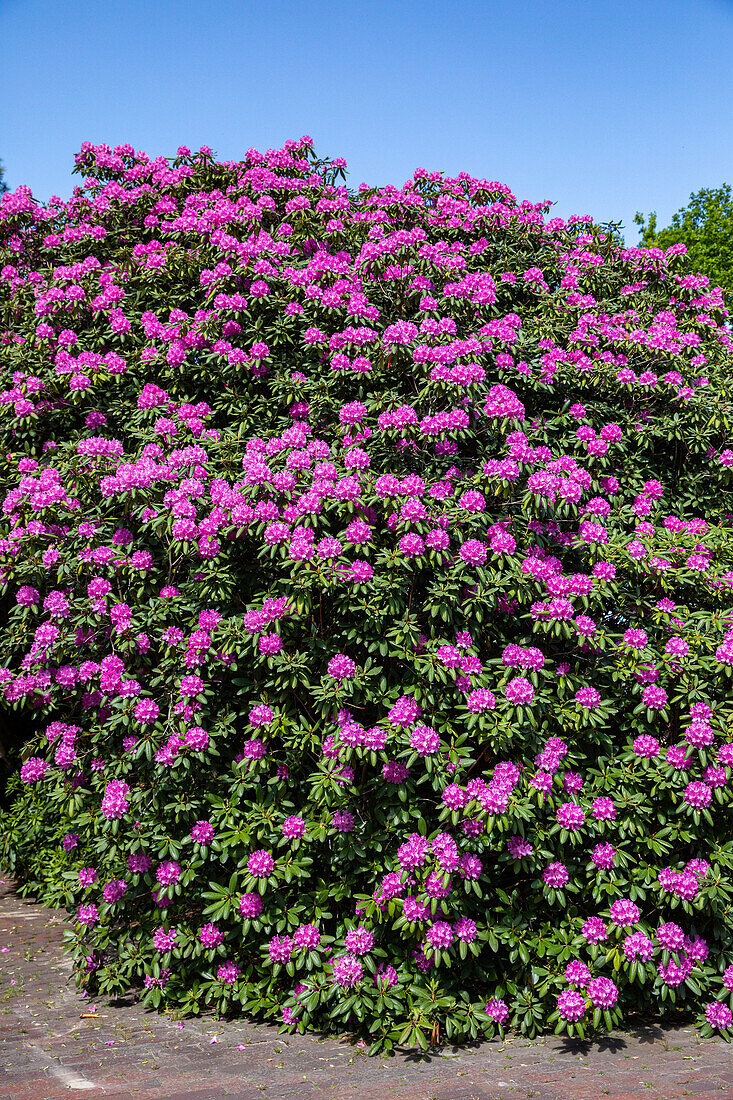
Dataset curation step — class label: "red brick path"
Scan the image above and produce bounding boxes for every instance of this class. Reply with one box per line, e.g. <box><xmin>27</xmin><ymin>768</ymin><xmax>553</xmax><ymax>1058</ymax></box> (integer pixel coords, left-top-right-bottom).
<box><xmin>1</xmin><ymin>880</ymin><xmax>732</xmax><ymax>1099</ymax></box>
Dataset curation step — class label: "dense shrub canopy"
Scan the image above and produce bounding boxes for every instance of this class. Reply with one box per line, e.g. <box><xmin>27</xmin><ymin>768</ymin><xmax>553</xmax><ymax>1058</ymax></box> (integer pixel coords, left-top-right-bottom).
<box><xmin>1</xmin><ymin>139</ymin><xmax>733</xmax><ymax>1051</ymax></box>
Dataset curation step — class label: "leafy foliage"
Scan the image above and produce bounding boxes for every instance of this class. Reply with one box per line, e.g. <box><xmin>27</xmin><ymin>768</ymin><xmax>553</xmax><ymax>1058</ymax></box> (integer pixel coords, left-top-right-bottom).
<box><xmin>1</xmin><ymin>140</ymin><xmax>733</xmax><ymax>1051</ymax></box>
<box><xmin>635</xmin><ymin>184</ymin><xmax>733</xmax><ymax>303</ymax></box>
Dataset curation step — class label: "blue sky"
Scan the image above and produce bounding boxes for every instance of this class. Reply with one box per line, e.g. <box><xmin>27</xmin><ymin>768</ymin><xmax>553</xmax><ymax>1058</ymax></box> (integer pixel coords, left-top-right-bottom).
<box><xmin>1</xmin><ymin>0</ymin><xmax>732</xmax><ymax>244</ymax></box>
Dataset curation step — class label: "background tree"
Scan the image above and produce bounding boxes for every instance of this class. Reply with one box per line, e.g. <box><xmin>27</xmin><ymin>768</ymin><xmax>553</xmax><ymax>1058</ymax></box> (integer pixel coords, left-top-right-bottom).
<box><xmin>0</xmin><ymin>161</ymin><xmax>8</xmax><ymax>196</ymax></box>
<box><xmin>634</xmin><ymin>184</ymin><xmax>733</xmax><ymax>302</ymax></box>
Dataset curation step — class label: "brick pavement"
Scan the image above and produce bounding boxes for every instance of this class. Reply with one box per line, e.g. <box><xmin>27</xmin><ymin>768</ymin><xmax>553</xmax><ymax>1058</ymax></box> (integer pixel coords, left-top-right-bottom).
<box><xmin>0</xmin><ymin>879</ymin><xmax>732</xmax><ymax>1099</ymax></box>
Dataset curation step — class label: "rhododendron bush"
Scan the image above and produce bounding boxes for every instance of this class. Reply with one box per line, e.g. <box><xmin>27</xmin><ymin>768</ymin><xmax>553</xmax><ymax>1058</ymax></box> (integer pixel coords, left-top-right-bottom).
<box><xmin>1</xmin><ymin>139</ymin><xmax>733</xmax><ymax>1051</ymax></box>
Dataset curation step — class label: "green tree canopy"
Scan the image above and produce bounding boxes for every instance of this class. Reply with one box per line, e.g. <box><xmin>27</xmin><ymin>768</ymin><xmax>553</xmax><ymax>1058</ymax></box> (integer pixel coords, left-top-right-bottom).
<box><xmin>634</xmin><ymin>184</ymin><xmax>733</xmax><ymax>302</ymax></box>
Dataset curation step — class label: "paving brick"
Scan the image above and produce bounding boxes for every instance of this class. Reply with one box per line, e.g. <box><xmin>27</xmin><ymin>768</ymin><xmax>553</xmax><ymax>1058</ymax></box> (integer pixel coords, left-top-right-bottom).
<box><xmin>2</xmin><ymin>878</ymin><xmax>733</xmax><ymax>1099</ymax></box>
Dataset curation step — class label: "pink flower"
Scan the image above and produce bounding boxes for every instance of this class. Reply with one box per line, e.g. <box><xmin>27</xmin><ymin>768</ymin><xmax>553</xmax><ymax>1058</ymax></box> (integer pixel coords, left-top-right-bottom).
<box><xmin>292</xmin><ymin>924</ymin><xmax>321</xmax><ymax>950</ymax></box>
<box><xmin>442</xmin><ymin>783</ymin><xmax>468</xmax><ymax>810</ymax></box>
<box><xmin>331</xmin><ymin>955</ymin><xmax>363</xmax><ymax>987</ymax></box>
<box><xmin>268</xmin><ymin>935</ymin><xmax>294</xmax><ymax>963</ymax></box>
<box><xmin>398</xmin><ymin>834</ymin><xmax>430</xmax><ymax>870</ymax></box>
<box><xmin>216</xmin><ymin>962</ymin><xmax>240</xmax><ymax>984</ymax></box>
<box><xmin>339</xmin><ymin>401</ymin><xmax>367</xmax><ymax>425</ymax></box>
<box><xmin>77</xmin><ymin>904</ymin><xmax>100</xmax><ymax>927</ymax></box>
<box><xmin>156</xmin><ymin>860</ymin><xmax>181</xmax><ymax>886</ymax></box>
<box><xmin>609</xmin><ymin>899</ymin><xmax>640</xmax><ymax>927</ymax></box>
<box><xmin>459</xmin><ymin>539</ymin><xmax>488</xmax><ymax>565</ymax></box>
<box><xmin>134</xmin><ymin>698</ymin><xmax>159</xmax><ymax>725</ymax></box>
<box><xmin>191</xmin><ymin>820</ymin><xmax>214</xmax><ymax>845</ymax></box>
<box><xmin>43</xmin><ymin>591</ymin><xmax>70</xmax><ymax>619</ymax></box>
<box><xmin>686</xmin><ymin>721</ymin><xmax>714</xmax><ymax>748</ymax></box>
<box><xmin>581</xmin><ymin>917</ymin><xmax>608</xmax><ymax>944</ymax></box>
<box><xmin>16</xmin><ymin>586</ymin><xmax>39</xmax><ymax>606</ymax></box>
<box><xmin>238</xmin><ymin>892</ymin><xmax>263</xmax><ymax>919</ymax></box>
<box><xmin>127</xmin><ymin>853</ymin><xmax>152</xmax><ymax>874</ymax></box>
<box><xmin>409</xmin><ymin>724</ymin><xmax>440</xmax><ymax>755</ymax></box>
<box><xmin>557</xmin><ymin>803</ymin><xmax>584</xmax><ymax>830</ymax></box>
<box><xmin>642</xmin><ymin>685</ymin><xmax>668</xmax><ymax>710</ymax></box>
<box><xmin>454</xmin><ymin>917</ymin><xmax>478</xmax><ymax>942</ymax></box>
<box><xmin>179</xmin><ymin>674</ymin><xmax>204</xmax><ymax>697</ymax></box>
<box><xmin>622</xmin><ymin>628</ymin><xmax>648</xmax><ymax>648</ymax></box>
<box><xmin>242</xmin><ymin>738</ymin><xmax>266</xmax><ymax>760</ymax></box>
<box><xmin>565</xmin><ymin>961</ymin><xmax>591</xmax><ymax>987</ymax></box>
<box><xmin>504</xmin><ymin>677</ymin><xmax>534</xmax><ymax>705</ymax></box>
<box><xmin>543</xmin><ymin>862</ymin><xmax>569</xmax><ymax>888</ymax></box>
<box><xmin>667</xmin><ymin>745</ymin><xmax>692</xmax><ymax>770</ymax></box>
<box><xmin>388</xmin><ymin>695</ymin><xmax>422</xmax><ymax>726</ymax></box>
<box><xmin>575</xmin><ymin>686</ymin><xmax>601</xmax><ymax>710</ymax></box>
<box><xmin>557</xmin><ymin>990</ymin><xmax>586</xmax><ymax>1021</ymax></box>
<box><xmin>683</xmin><ymin>781</ymin><xmax>712</xmax><ymax>809</ymax></box>
<box><xmin>591</xmin><ymin>843</ymin><xmax>615</xmax><ymax>869</ymax></box>
<box><xmin>344</xmin><ymin>927</ymin><xmax>374</xmax><ymax>955</ymax></box>
<box><xmin>587</xmin><ymin>976</ymin><xmax>618</xmax><ymax>1008</ymax></box>
<box><xmin>508</xmin><ymin>836</ymin><xmax>533</xmax><ymax>859</ymax></box>
<box><xmin>383</xmin><ymin>760</ymin><xmax>409</xmax><ymax>784</ymax></box>
<box><xmin>657</xmin><ymin>922</ymin><xmax>686</xmax><ymax>951</ymax></box>
<box><xmin>658</xmin><ymin>957</ymin><xmax>692</xmax><ymax>987</ymax></box>
<box><xmin>185</xmin><ymin>726</ymin><xmax>209</xmax><ymax>751</ymax></box>
<box><xmin>436</xmin><ymin>645</ymin><xmax>461</xmax><ymax>668</ymax></box>
<box><xmin>633</xmin><ymin>734</ymin><xmax>660</xmax><ymax>758</ymax></box>
<box><xmin>20</xmin><ymin>757</ymin><xmax>49</xmax><ymax>784</ymax></box>
<box><xmin>485</xmin><ymin>998</ymin><xmax>509</xmax><ymax>1024</ymax></box>
<box><xmin>199</xmin><ymin>923</ymin><xmax>223</xmax><ymax>948</ymax></box>
<box><xmin>399</xmin><ymin>533</ymin><xmax>425</xmax><ymax>557</ymax></box>
<box><xmin>591</xmin><ymin>797</ymin><xmax>616</xmax><ymax>821</ymax></box>
<box><xmin>101</xmin><ymin>780</ymin><xmax>130</xmax><ymax>819</ymax></box>
<box><xmin>153</xmin><ymin>927</ymin><xmax>178</xmax><ymax>952</ymax></box>
<box><xmin>466</xmin><ymin>689</ymin><xmax>496</xmax><ymax>712</ymax></box>
<box><xmin>623</xmin><ymin>932</ymin><xmax>653</xmax><ymax>961</ymax></box>
<box><xmin>248</xmin><ymin>704</ymin><xmax>274</xmax><ymax>728</ymax></box>
<box><xmin>332</xmin><ymin>810</ymin><xmax>355</xmax><ymax>832</ymax></box>
<box><xmin>282</xmin><ymin>815</ymin><xmax>306</xmax><ymax>839</ymax></box>
<box><xmin>706</xmin><ymin>1002</ymin><xmax>733</xmax><ymax>1030</ymax></box>
<box><xmin>247</xmin><ymin>850</ymin><xmax>275</xmax><ymax>877</ymax></box>
<box><xmin>102</xmin><ymin>879</ymin><xmax>127</xmax><ymax>904</ymax></box>
<box><xmin>327</xmin><ymin>654</ymin><xmax>356</xmax><ymax>681</ymax></box>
